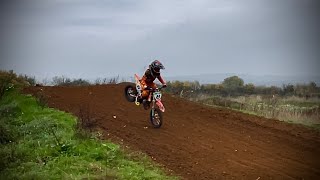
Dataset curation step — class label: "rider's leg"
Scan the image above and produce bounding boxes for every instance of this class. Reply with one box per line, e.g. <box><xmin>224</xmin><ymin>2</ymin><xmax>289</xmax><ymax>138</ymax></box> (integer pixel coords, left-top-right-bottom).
<box><xmin>142</xmin><ymin>99</ymin><xmax>150</xmax><ymax>110</ymax></box>
<box><xmin>139</xmin><ymin>80</ymin><xmax>148</xmax><ymax>100</ymax></box>
<box><xmin>141</xmin><ymin>89</ymin><xmax>149</xmax><ymax>99</ymax></box>
<box><xmin>147</xmin><ymin>83</ymin><xmax>157</xmax><ymax>101</ymax></box>
<box><xmin>150</xmin><ymin>83</ymin><xmax>157</xmax><ymax>89</ymax></box>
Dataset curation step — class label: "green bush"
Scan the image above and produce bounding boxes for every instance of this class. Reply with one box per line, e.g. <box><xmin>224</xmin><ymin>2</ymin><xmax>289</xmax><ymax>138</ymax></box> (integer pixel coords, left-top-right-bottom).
<box><xmin>0</xmin><ymin>70</ymin><xmax>30</xmax><ymax>100</ymax></box>
<box><xmin>0</xmin><ymin>119</ymin><xmax>18</xmax><ymax>144</ymax></box>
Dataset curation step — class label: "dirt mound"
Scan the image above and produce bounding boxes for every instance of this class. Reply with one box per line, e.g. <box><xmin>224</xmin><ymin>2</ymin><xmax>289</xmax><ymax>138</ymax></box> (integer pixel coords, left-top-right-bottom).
<box><xmin>24</xmin><ymin>84</ymin><xmax>320</xmax><ymax>179</ymax></box>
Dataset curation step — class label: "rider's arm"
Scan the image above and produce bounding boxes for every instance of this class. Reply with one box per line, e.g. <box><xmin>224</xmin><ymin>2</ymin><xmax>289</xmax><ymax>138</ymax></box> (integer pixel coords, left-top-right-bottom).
<box><xmin>157</xmin><ymin>75</ymin><xmax>166</xmax><ymax>86</ymax></box>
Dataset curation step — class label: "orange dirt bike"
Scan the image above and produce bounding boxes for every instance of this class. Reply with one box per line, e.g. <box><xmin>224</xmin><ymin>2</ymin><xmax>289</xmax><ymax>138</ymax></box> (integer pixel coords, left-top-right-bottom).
<box><xmin>124</xmin><ymin>74</ymin><xmax>165</xmax><ymax>128</ymax></box>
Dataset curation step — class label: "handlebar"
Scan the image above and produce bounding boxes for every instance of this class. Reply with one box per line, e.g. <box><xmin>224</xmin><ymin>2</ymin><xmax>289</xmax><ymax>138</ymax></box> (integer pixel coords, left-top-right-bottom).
<box><xmin>146</xmin><ymin>86</ymin><xmax>165</xmax><ymax>91</ymax></box>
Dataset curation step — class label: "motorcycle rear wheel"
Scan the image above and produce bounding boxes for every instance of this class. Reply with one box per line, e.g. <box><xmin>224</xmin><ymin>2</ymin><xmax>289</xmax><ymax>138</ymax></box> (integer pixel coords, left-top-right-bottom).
<box><xmin>124</xmin><ymin>85</ymin><xmax>137</xmax><ymax>102</ymax></box>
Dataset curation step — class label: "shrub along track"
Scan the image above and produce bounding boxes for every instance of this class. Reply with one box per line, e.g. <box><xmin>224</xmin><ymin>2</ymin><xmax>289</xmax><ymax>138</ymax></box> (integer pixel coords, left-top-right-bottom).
<box><xmin>24</xmin><ymin>83</ymin><xmax>320</xmax><ymax>179</ymax></box>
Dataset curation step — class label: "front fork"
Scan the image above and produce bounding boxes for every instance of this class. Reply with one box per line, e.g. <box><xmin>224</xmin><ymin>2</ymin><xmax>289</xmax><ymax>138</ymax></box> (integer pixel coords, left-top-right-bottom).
<box><xmin>151</xmin><ymin>100</ymin><xmax>156</xmax><ymax>116</ymax></box>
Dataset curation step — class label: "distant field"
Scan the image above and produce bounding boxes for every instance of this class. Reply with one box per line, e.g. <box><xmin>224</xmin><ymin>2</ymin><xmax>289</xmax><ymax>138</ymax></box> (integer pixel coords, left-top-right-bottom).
<box><xmin>195</xmin><ymin>95</ymin><xmax>320</xmax><ymax>129</ymax></box>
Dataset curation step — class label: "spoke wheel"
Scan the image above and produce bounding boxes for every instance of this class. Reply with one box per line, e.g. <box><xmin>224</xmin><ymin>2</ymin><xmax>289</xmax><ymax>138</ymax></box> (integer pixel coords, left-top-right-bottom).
<box><xmin>124</xmin><ymin>85</ymin><xmax>137</xmax><ymax>102</ymax></box>
<box><xmin>150</xmin><ymin>108</ymin><xmax>163</xmax><ymax>128</ymax></box>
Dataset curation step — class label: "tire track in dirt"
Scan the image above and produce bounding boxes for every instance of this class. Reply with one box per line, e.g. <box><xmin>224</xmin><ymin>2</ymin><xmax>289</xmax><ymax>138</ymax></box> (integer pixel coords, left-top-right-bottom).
<box><xmin>24</xmin><ymin>84</ymin><xmax>320</xmax><ymax>179</ymax></box>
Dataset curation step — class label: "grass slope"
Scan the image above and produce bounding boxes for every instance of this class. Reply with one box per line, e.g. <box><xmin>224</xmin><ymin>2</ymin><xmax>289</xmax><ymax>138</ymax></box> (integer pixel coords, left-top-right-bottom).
<box><xmin>0</xmin><ymin>89</ymin><xmax>177</xmax><ymax>180</ymax></box>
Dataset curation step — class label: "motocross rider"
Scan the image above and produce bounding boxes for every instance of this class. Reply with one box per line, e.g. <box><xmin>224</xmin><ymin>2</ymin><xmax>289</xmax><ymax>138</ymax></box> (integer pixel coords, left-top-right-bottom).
<box><xmin>139</xmin><ymin>60</ymin><xmax>167</xmax><ymax>109</ymax></box>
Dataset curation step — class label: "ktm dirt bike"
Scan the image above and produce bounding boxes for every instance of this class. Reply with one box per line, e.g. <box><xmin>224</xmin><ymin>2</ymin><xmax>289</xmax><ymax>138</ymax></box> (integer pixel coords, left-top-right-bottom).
<box><xmin>124</xmin><ymin>74</ymin><xmax>165</xmax><ymax>128</ymax></box>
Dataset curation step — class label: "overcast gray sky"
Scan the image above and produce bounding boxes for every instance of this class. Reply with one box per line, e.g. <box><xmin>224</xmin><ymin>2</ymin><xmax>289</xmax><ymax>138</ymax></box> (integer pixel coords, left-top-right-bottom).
<box><xmin>1</xmin><ymin>0</ymin><xmax>319</xmax><ymax>81</ymax></box>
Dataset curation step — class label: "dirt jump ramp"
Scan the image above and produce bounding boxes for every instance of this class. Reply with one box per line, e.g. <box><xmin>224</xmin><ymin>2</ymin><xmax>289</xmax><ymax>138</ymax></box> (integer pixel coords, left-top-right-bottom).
<box><xmin>25</xmin><ymin>84</ymin><xmax>320</xmax><ymax>179</ymax></box>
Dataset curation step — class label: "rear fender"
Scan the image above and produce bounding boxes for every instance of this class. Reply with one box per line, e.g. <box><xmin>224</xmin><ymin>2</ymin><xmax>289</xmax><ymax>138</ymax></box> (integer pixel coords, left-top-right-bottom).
<box><xmin>134</xmin><ymin>74</ymin><xmax>142</xmax><ymax>96</ymax></box>
<box><xmin>134</xmin><ymin>74</ymin><xmax>140</xmax><ymax>83</ymax></box>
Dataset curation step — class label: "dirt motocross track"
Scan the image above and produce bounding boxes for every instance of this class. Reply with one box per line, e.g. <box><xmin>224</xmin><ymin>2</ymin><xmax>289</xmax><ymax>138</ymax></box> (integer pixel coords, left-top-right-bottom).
<box><xmin>25</xmin><ymin>84</ymin><xmax>320</xmax><ymax>179</ymax></box>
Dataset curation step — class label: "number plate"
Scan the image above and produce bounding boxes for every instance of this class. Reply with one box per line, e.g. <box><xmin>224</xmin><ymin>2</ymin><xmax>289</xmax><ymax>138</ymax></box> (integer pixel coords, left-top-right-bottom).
<box><xmin>153</xmin><ymin>92</ymin><xmax>162</xmax><ymax>100</ymax></box>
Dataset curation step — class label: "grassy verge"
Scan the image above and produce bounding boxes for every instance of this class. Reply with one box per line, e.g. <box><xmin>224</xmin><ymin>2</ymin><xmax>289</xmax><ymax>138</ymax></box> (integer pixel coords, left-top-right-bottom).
<box><xmin>0</xmin><ymin>89</ymin><xmax>178</xmax><ymax>180</ymax></box>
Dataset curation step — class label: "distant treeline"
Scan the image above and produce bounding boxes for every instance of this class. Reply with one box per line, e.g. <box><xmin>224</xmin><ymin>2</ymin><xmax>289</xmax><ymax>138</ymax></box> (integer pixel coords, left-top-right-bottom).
<box><xmin>0</xmin><ymin>70</ymin><xmax>123</xmax><ymax>99</ymax></box>
<box><xmin>44</xmin><ymin>75</ymin><xmax>123</xmax><ymax>86</ymax></box>
<box><xmin>0</xmin><ymin>70</ymin><xmax>123</xmax><ymax>87</ymax></box>
<box><xmin>164</xmin><ymin>76</ymin><xmax>320</xmax><ymax>98</ymax></box>
<box><xmin>1</xmin><ymin>70</ymin><xmax>319</xmax><ymax>99</ymax></box>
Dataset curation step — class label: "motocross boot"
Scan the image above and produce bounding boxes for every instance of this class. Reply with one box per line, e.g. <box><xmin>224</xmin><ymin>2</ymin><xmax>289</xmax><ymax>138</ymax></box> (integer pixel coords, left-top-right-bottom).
<box><xmin>142</xmin><ymin>99</ymin><xmax>150</xmax><ymax>110</ymax></box>
<box><xmin>137</xmin><ymin>96</ymin><xmax>143</xmax><ymax>103</ymax></box>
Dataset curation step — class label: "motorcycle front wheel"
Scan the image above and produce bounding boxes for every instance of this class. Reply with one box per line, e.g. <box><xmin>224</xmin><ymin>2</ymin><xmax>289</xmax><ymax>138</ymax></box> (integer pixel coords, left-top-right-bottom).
<box><xmin>150</xmin><ymin>108</ymin><xmax>163</xmax><ymax>128</ymax></box>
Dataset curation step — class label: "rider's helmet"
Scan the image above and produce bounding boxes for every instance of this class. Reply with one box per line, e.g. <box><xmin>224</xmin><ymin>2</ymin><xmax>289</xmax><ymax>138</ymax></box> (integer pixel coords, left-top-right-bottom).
<box><xmin>150</xmin><ymin>60</ymin><xmax>165</xmax><ymax>75</ymax></box>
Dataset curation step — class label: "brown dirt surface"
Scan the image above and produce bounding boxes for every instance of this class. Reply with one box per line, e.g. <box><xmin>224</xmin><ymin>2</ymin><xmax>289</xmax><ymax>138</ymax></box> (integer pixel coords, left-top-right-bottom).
<box><xmin>24</xmin><ymin>84</ymin><xmax>320</xmax><ymax>179</ymax></box>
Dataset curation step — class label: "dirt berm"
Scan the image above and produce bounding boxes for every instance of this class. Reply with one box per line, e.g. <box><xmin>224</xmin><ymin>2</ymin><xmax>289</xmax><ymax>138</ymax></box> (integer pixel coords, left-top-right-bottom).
<box><xmin>24</xmin><ymin>83</ymin><xmax>320</xmax><ymax>179</ymax></box>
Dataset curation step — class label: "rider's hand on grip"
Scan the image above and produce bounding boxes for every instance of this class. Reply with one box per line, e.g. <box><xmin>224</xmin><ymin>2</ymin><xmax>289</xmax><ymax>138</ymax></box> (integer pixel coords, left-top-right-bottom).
<box><xmin>144</xmin><ymin>86</ymin><xmax>153</xmax><ymax>90</ymax></box>
<box><xmin>162</xmin><ymin>84</ymin><xmax>167</xmax><ymax>88</ymax></box>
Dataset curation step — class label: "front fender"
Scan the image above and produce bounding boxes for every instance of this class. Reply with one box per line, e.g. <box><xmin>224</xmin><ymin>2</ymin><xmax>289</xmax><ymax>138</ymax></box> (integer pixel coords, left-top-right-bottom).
<box><xmin>156</xmin><ymin>100</ymin><xmax>165</xmax><ymax>112</ymax></box>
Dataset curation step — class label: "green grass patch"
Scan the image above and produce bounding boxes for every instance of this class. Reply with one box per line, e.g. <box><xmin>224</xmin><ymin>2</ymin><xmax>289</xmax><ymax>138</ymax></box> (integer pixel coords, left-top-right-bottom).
<box><xmin>0</xmin><ymin>89</ymin><xmax>178</xmax><ymax>180</ymax></box>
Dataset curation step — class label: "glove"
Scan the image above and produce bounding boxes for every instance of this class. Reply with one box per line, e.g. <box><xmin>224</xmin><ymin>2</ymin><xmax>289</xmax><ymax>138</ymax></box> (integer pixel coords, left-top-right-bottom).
<box><xmin>144</xmin><ymin>86</ymin><xmax>153</xmax><ymax>90</ymax></box>
<box><xmin>162</xmin><ymin>84</ymin><xmax>167</xmax><ymax>88</ymax></box>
